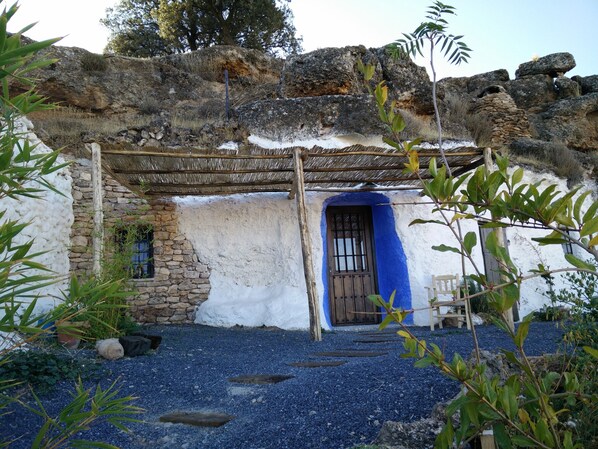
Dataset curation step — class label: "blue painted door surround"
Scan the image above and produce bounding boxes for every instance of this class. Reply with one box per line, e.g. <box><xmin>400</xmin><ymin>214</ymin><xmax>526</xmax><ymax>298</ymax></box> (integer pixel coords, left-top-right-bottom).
<box><xmin>320</xmin><ymin>192</ymin><xmax>412</xmax><ymax>328</ymax></box>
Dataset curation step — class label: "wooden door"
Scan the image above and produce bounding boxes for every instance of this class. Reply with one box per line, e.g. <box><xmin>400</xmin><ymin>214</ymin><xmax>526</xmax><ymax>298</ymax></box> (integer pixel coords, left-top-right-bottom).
<box><xmin>326</xmin><ymin>206</ymin><xmax>380</xmax><ymax>325</ymax></box>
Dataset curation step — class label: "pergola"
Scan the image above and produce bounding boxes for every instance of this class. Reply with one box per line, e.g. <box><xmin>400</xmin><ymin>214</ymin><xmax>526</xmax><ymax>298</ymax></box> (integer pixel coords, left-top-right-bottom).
<box><xmin>91</xmin><ymin>142</ymin><xmax>487</xmax><ymax>341</ymax></box>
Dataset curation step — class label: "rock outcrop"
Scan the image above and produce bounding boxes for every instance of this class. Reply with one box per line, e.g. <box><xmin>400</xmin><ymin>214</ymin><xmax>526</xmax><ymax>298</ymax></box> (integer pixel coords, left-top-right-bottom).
<box><xmin>18</xmin><ymin>40</ymin><xmax>598</xmax><ymax>173</ymax></box>
<box><xmin>515</xmin><ymin>52</ymin><xmax>576</xmax><ymax>78</ymax></box>
<box><xmin>280</xmin><ymin>46</ymin><xmax>372</xmax><ymax>98</ymax></box>
<box><xmin>529</xmin><ymin>92</ymin><xmax>598</xmax><ymax>152</ymax></box>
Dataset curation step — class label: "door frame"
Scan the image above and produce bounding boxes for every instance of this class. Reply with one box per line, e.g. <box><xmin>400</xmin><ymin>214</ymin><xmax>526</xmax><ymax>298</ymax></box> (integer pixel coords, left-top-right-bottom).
<box><xmin>320</xmin><ymin>192</ymin><xmax>413</xmax><ymax>328</ymax></box>
<box><xmin>325</xmin><ymin>205</ymin><xmax>380</xmax><ymax>326</ymax></box>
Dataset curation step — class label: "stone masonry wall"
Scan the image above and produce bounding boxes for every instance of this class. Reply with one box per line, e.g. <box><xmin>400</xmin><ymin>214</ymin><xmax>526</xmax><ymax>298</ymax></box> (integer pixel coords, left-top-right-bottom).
<box><xmin>68</xmin><ymin>157</ymin><xmax>210</xmax><ymax>324</ymax></box>
<box><xmin>471</xmin><ymin>89</ymin><xmax>532</xmax><ymax>146</ymax></box>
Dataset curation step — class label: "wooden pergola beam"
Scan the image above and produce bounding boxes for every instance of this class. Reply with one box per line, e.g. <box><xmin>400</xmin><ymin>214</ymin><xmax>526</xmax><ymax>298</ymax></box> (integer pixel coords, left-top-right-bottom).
<box><xmin>112</xmin><ymin>162</ymin><xmax>475</xmax><ymax>176</ymax></box>
<box><xmin>102</xmin><ymin>149</ymin><xmax>293</xmax><ymax>160</ymax></box>
<box><xmin>292</xmin><ymin>148</ymin><xmax>321</xmax><ymax>342</ymax></box>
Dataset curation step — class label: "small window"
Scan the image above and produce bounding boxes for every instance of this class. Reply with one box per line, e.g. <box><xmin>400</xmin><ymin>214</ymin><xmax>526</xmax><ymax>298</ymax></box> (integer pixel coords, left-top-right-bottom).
<box><xmin>116</xmin><ymin>226</ymin><xmax>154</xmax><ymax>279</ymax></box>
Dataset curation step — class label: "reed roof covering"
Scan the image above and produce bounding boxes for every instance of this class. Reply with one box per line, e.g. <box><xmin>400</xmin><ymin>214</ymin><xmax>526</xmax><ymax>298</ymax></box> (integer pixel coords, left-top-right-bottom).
<box><xmin>99</xmin><ymin>143</ymin><xmax>485</xmax><ymax>196</ymax></box>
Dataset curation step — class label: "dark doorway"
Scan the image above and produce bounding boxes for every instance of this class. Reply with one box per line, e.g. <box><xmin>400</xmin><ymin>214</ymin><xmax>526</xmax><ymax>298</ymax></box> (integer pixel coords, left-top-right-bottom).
<box><xmin>326</xmin><ymin>206</ymin><xmax>380</xmax><ymax>325</ymax></box>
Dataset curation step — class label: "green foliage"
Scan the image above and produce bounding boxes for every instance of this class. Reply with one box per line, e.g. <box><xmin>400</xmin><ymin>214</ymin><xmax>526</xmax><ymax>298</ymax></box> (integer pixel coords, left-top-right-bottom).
<box><xmin>386</xmin><ymin>1</ymin><xmax>472</xmax><ymax>174</ymax></box>
<box><xmin>363</xmin><ymin>3</ymin><xmax>597</xmax><ymax>447</ymax></box>
<box><xmin>0</xmin><ymin>3</ymin><xmax>141</xmax><ymax>446</ymax></box>
<box><xmin>543</xmin><ymin>260</ymin><xmax>597</xmax><ymax>347</ymax></box>
<box><xmin>387</xmin><ymin>1</ymin><xmax>471</xmax><ymax>66</ymax></box>
<box><xmin>103</xmin><ymin>0</ymin><xmax>302</xmax><ymax>57</ymax></box>
<box><xmin>23</xmin><ymin>380</ymin><xmax>142</xmax><ymax>449</ymax></box>
<box><xmin>461</xmin><ymin>276</ymin><xmax>492</xmax><ymax>315</ymax></box>
<box><xmin>533</xmin><ymin>304</ymin><xmax>569</xmax><ymax>322</ymax></box>
<box><xmin>102</xmin><ymin>0</ymin><xmax>170</xmax><ymax>58</ymax></box>
<box><xmin>0</xmin><ymin>350</ymin><xmax>103</xmax><ymax>393</ymax></box>
<box><xmin>51</xmin><ymin>276</ymin><xmax>133</xmax><ymax>341</ymax></box>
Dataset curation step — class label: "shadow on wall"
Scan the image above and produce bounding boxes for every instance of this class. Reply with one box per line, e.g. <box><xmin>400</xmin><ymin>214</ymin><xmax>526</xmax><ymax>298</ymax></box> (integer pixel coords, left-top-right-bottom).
<box><xmin>320</xmin><ymin>192</ymin><xmax>412</xmax><ymax>328</ymax></box>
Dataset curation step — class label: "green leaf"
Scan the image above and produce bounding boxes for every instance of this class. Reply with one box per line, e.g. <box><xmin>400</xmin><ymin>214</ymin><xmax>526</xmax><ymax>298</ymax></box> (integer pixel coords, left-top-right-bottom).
<box><xmin>493</xmin><ymin>423</ymin><xmax>512</xmax><ymax>449</ymax></box>
<box><xmin>409</xmin><ymin>218</ymin><xmax>445</xmax><ymax>226</ymax></box>
<box><xmin>510</xmin><ymin>435</ymin><xmax>540</xmax><ymax>447</ymax></box>
<box><xmin>414</xmin><ymin>357</ymin><xmax>434</xmax><ymax>368</ymax></box>
<box><xmin>431</xmin><ymin>244</ymin><xmax>461</xmax><ymax>254</ymax></box>
<box><xmin>379</xmin><ymin>314</ymin><xmax>394</xmax><ymax>330</ymax></box>
<box><xmin>463</xmin><ymin>231</ymin><xmax>477</xmax><ymax>255</ymax></box>
<box><xmin>514</xmin><ymin>316</ymin><xmax>531</xmax><ymax>347</ymax></box>
<box><xmin>511</xmin><ymin>167</ymin><xmax>524</xmax><ymax>185</ymax></box>
<box><xmin>580</xmin><ymin>215</ymin><xmax>598</xmax><ymax>237</ymax></box>
<box><xmin>565</xmin><ymin>253</ymin><xmax>596</xmax><ymax>271</ymax></box>
<box><xmin>583</xmin><ymin>346</ymin><xmax>598</xmax><ymax>359</ymax></box>
<box><xmin>573</xmin><ymin>190</ymin><xmax>591</xmax><ymax>222</ymax></box>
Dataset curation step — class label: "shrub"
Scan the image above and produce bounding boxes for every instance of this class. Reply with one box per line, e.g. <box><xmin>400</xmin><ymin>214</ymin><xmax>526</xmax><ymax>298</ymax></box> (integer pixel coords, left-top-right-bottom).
<box><xmin>0</xmin><ymin>351</ymin><xmax>103</xmax><ymax>393</ymax></box>
<box><xmin>509</xmin><ymin>138</ymin><xmax>584</xmax><ymax>186</ymax></box>
<box><xmin>138</xmin><ymin>96</ymin><xmax>161</xmax><ymax>115</ymax></box>
<box><xmin>80</xmin><ymin>52</ymin><xmax>108</xmax><ymax>72</ymax></box>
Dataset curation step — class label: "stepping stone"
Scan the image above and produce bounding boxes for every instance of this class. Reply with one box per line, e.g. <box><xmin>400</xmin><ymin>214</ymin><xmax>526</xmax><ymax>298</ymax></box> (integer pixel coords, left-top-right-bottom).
<box><xmin>353</xmin><ymin>338</ymin><xmax>400</xmax><ymax>343</ymax></box>
<box><xmin>313</xmin><ymin>350</ymin><xmax>387</xmax><ymax>358</ymax></box>
<box><xmin>361</xmin><ymin>331</ymin><xmax>398</xmax><ymax>337</ymax></box>
<box><xmin>159</xmin><ymin>411</ymin><xmax>234</xmax><ymax>427</ymax></box>
<box><xmin>228</xmin><ymin>374</ymin><xmax>294</xmax><ymax>384</ymax></box>
<box><xmin>288</xmin><ymin>360</ymin><xmax>347</xmax><ymax>368</ymax></box>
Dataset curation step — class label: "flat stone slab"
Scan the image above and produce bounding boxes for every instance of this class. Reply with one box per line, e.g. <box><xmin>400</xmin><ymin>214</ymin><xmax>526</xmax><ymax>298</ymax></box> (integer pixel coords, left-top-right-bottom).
<box><xmin>228</xmin><ymin>374</ymin><xmax>294</xmax><ymax>384</ymax></box>
<box><xmin>313</xmin><ymin>350</ymin><xmax>387</xmax><ymax>358</ymax></box>
<box><xmin>360</xmin><ymin>331</ymin><xmax>399</xmax><ymax>337</ymax></box>
<box><xmin>288</xmin><ymin>360</ymin><xmax>347</xmax><ymax>368</ymax></box>
<box><xmin>353</xmin><ymin>338</ymin><xmax>400</xmax><ymax>343</ymax></box>
<box><xmin>159</xmin><ymin>411</ymin><xmax>234</xmax><ymax>427</ymax></box>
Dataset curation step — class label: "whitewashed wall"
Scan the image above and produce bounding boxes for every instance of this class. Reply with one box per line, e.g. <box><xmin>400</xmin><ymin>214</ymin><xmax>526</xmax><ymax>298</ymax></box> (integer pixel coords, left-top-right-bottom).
<box><xmin>1</xmin><ymin>118</ymin><xmax>73</xmax><ymax>311</ymax></box>
<box><xmin>177</xmin><ymin>164</ymin><xmax>597</xmax><ymax>330</ymax></box>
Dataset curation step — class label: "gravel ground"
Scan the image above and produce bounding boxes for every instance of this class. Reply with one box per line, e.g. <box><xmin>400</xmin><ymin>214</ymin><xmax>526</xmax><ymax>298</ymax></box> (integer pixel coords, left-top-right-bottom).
<box><xmin>1</xmin><ymin>322</ymin><xmax>564</xmax><ymax>449</ymax></box>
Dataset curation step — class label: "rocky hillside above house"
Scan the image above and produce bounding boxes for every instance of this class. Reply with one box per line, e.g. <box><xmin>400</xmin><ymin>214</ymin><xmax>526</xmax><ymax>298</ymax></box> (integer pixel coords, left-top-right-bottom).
<box><xmin>19</xmin><ymin>42</ymin><xmax>598</xmax><ymax>182</ymax></box>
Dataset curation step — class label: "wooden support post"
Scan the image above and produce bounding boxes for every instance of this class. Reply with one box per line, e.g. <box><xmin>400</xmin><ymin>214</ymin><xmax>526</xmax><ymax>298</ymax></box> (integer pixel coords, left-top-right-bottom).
<box><xmin>90</xmin><ymin>143</ymin><xmax>104</xmax><ymax>278</ymax></box>
<box><xmin>484</xmin><ymin>148</ymin><xmax>515</xmax><ymax>332</ymax></box>
<box><xmin>292</xmin><ymin>148</ymin><xmax>322</xmax><ymax>341</ymax></box>
<box><xmin>288</xmin><ymin>179</ymin><xmax>297</xmax><ymax>200</ymax></box>
<box><xmin>480</xmin><ymin>430</ymin><xmax>496</xmax><ymax>449</ymax></box>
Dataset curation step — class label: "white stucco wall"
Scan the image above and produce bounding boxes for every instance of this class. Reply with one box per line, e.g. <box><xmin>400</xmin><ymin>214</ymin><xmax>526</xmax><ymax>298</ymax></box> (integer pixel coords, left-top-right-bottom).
<box><xmin>176</xmin><ymin>163</ymin><xmax>597</xmax><ymax>331</ymax></box>
<box><xmin>1</xmin><ymin>118</ymin><xmax>74</xmax><ymax>311</ymax></box>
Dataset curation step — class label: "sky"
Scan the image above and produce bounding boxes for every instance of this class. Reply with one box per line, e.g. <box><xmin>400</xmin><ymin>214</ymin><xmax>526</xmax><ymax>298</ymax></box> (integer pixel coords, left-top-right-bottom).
<box><xmin>8</xmin><ymin>0</ymin><xmax>598</xmax><ymax>80</ymax></box>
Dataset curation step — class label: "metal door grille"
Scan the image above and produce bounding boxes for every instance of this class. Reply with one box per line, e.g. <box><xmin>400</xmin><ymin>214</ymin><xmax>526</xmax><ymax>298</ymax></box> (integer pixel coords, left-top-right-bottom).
<box><xmin>327</xmin><ymin>206</ymin><xmax>379</xmax><ymax>325</ymax></box>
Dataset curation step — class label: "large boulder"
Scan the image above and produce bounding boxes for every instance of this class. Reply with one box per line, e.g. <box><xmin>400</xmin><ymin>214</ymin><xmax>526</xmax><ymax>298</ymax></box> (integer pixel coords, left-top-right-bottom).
<box><xmin>529</xmin><ymin>92</ymin><xmax>598</xmax><ymax>152</ymax></box>
<box><xmin>237</xmin><ymin>95</ymin><xmax>386</xmax><ymax>141</ymax></box>
<box><xmin>515</xmin><ymin>52</ymin><xmax>576</xmax><ymax>78</ymax></box>
<box><xmin>572</xmin><ymin>75</ymin><xmax>598</xmax><ymax>95</ymax></box>
<box><xmin>555</xmin><ymin>76</ymin><xmax>581</xmax><ymax>99</ymax></box>
<box><xmin>505</xmin><ymin>74</ymin><xmax>557</xmax><ymax>112</ymax></box>
<box><xmin>466</xmin><ymin>69</ymin><xmax>510</xmax><ymax>95</ymax></box>
<box><xmin>280</xmin><ymin>46</ymin><xmax>375</xmax><ymax>98</ymax></box>
<box><xmin>375</xmin><ymin>48</ymin><xmax>433</xmax><ymax>115</ymax></box>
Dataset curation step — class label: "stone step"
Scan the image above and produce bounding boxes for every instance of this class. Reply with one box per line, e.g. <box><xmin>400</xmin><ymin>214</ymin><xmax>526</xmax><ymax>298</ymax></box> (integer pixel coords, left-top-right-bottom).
<box><xmin>159</xmin><ymin>411</ymin><xmax>234</xmax><ymax>427</ymax></box>
<box><xmin>288</xmin><ymin>360</ymin><xmax>347</xmax><ymax>368</ymax></box>
<box><xmin>228</xmin><ymin>374</ymin><xmax>294</xmax><ymax>384</ymax></box>
<box><xmin>312</xmin><ymin>350</ymin><xmax>387</xmax><ymax>358</ymax></box>
<box><xmin>353</xmin><ymin>338</ymin><xmax>400</xmax><ymax>343</ymax></box>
